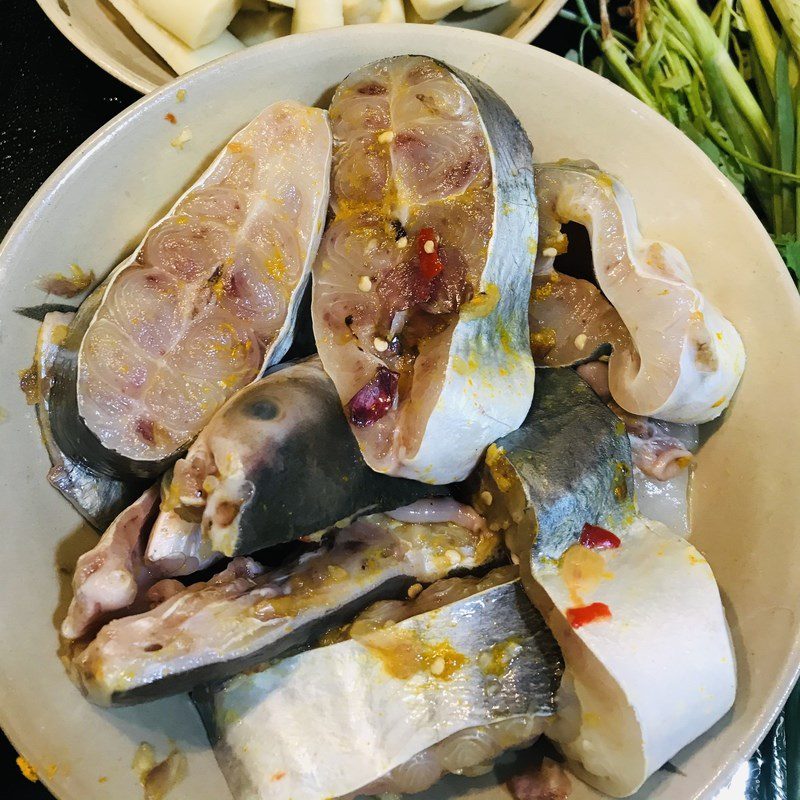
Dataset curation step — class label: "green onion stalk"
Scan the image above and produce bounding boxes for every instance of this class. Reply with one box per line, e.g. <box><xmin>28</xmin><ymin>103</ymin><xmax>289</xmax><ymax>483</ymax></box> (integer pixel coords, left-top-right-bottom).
<box><xmin>569</xmin><ymin>0</ymin><xmax>800</xmax><ymax>285</ymax></box>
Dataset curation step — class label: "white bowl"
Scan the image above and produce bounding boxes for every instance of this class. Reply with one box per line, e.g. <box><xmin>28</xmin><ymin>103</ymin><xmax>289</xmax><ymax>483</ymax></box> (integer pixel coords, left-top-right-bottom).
<box><xmin>36</xmin><ymin>0</ymin><xmax>566</xmax><ymax>94</ymax></box>
<box><xmin>1</xmin><ymin>24</ymin><xmax>798</xmax><ymax>800</ymax></box>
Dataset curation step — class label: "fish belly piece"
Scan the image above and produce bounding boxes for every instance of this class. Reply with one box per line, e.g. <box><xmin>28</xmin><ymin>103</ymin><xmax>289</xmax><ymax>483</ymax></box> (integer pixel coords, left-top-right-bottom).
<box><xmin>147</xmin><ymin>356</ymin><xmax>442</xmax><ymax>566</ymax></box>
<box><xmin>532</xmin><ymin>161</ymin><xmax>745</xmax><ymax>424</ymax></box>
<box><xmin>48</xmin><ymin>101</ymin><xmax>332</xmax><ymax>479</ymax></box>
<box><xmin>194</xmin><ymin>568</ymin><xmax>563</xmax><ymax>800</ymax></box>
<box><xmin>532</xmin><ymin>517</ymin><xmax>736</xmax><ymax>797</ymax></box>
<box><xmin>312</xmin><ymin>55</ymin><xmax>537</xmax><ymax>483</ymax></box>
<box><xmin>70</xmin><ymin>512</ymin><xmax>502</xmax><ymax>706</ymax></box>
<box><xmin>471</xmin><ymin>369</ymin><xmax>735</xmax><ymax>796</ymax></box>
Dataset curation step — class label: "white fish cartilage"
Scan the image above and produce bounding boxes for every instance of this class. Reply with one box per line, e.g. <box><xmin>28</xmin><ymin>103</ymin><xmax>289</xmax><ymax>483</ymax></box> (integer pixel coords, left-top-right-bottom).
<box><xmin>144</xmin><ymin>508</ymin><xmax>217</xmax><ymax>577</ymax></box>
<box><xmin>526</xmin><ymin>516</ymin><xmax>736</xmax><ymax>797</ymax></box>
<box><xmin>535</xmin><ymin>162</ymin><xmax>745</xmax><ymax>424</ymax></box>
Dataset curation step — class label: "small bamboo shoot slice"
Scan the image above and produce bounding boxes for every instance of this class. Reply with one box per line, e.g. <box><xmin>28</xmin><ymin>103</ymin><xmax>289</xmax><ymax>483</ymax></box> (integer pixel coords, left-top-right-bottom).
<box><xmin>134</xmin><ymin>0</ymin><xmax>242</xmax><ymax>49</ymax></box>
<box><xmin>228</xmin><ymin>8</ymin><xmax>291</xmax><ymax>45</ymax></box>
<box><xmin>343</xmin><ymin>0</ymin><xmax>381</xmax><ymax>23</ymax></box>
<box><xmin>462</xmin><ymin>0</ymin><xmax>508</xmax><ymax>10</ymax></box>
<box><xmin>408</xmin><ymin>0</ymin><xmax>463</xmax><ymax>20</ymax></box>
<box><xmin>343</xmin><ymin>0</ymin><xmax>406</xmax><ymax>22</ymax></box>
<box><xmin>378</xmin><ymin>0</ymin><xmax>406</xmax><ymax>21</ymax></box>
<box><xmin>111</xmin><ymin>0</ymin><xmax>244</xmax><ymax>75</ymax></box>
<box><xmin>292</xmin><ymin>0</ymin><xmax>345</xmax><ymax>32</ymax></box>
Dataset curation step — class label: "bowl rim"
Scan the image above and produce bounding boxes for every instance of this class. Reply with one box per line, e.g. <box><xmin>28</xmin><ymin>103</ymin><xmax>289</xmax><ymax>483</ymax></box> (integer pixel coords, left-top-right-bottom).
<box><xmin>34</xmin><ymin>0</ymin><xmax>566</xmax><ymax>95</ymax></box>
<box><xmin>2</xmin><ymin>22</ymin><xmax>799</xmax><ymax>800</ymax></box>
<box><xmin>35</xmin><ymin>0</ymin><xmax>159</xmax><ymax>93</ymax></box>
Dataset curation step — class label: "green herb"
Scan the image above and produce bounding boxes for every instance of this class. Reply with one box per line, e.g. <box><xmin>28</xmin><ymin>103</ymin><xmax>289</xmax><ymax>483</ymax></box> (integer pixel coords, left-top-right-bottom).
<box><xmin>571</xmin><ymin>0</ymin><xmax>800</xmax><ymax>287</ymax></box>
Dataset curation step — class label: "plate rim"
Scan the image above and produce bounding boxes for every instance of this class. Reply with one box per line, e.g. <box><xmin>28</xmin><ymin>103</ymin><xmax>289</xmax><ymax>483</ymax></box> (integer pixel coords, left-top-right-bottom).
<box><xmin>2</xmin><ymin>23</ymin><xmax>799</xmax><ymax>800</ymax></box>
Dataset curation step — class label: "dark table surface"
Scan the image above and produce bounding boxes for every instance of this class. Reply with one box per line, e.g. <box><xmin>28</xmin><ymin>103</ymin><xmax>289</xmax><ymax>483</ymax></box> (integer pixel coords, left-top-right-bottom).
<box><xmin>2</xmin><ymin>2</ymin><xmax>136</xmax><ymax>796</ymax></box>
<box><xmin>0</xmin><ymin>2</ymin><xmax>786</xmax><ymax>799</ymax></box>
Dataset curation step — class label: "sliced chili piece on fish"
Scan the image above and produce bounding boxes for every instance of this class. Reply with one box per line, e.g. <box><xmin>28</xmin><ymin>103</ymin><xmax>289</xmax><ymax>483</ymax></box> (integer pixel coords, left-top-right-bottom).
<box><xmin>416</xmin><ymin>227</ymin><xmax>444</xmax><ymax>281</ymax></box>
<box><xmin>579</xmin><ymin>523</ymin><xmax>621</xmax><ymax>550</ymax></box>
<box><xmin>566</xmin><ymin>602</ymin><xmax>612</xmax><ymax>629</ymax></box>
<box><xmin>348</xmin><ymin>367</ymin><xmax>398</xmax><ymax>427</ymax></box>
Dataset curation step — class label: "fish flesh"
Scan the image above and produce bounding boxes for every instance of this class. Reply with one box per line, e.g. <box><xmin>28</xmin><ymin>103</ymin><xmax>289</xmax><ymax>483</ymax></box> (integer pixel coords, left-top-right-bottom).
<box><xmin>312</xmin><ymin>55</ymin><xmax>537</xmax><ymax>483</ymax></box>
<box><xmin>69</xmin><ymin>512</ymin><xmax>502</xmax><ymax>706</ymax></box>
<box><xmin>47</xmin><ymin>101</ymin><xmax>332</xmax><ymax>480</ymax></box>
<box><xmin>529</xmin><ymin>271</ymin><xmax>628</xmax><ymax>366</ymax></box>
<box><xmin>533</xmin><ymin>161</ymin><xmax>745</xmax><ymax>423</ymax></box>
<box><xmin>194</xmin><ymin>567</ymin><xmax>563</xmax><ymax>800</ymax></box>
<box><xmin>472</xmin><ymin>368</ymin><xmax>735</xmax><ymax>796</ymax></box>
<box><xmin>34</xmin><ymin>312</ymin><xmax>144</xmax><ymax>529</ymax></box>
<box><xmin>146</xmin><ymin>356</ymin><xmax>441</xmax><ymax>569</ymax></box>
<box><xmin>61</xmin><ymin>485</ymin><xmax>161</xmax><ymax>642</ymax></box>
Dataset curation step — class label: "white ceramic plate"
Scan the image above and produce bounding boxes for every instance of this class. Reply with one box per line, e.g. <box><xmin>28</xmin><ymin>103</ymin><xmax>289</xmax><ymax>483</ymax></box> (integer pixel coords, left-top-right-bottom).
<box><xmin>35</xmin><ymin>0</ymin><xmax>564</xmax><ymax>94</ymax></box>
<box><xmin>1</xmin><ymin>24</ymin><xmax>799</xmax><ymax>800</ymax></box>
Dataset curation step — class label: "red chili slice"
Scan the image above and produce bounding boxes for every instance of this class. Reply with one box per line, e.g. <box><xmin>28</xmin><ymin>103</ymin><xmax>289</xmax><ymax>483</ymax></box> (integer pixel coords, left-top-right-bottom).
<box><xmin>347</xmin><ymin>367</ymin><xmax>398</xmax><ymax>427</ymax></box>
<box><xmin>579</xmin><ymin>523</ymin><xmax>621</xmax><ymax>550</ymax></box>
<box><xmin>416</xmin><ymin>227</ymin><xmax>445</xmax><ymax>281</ymax></box>
<box><xmin>566</xmin><ymin>602</ymin><xmax>612</xmax><ymax>629</ymax></box>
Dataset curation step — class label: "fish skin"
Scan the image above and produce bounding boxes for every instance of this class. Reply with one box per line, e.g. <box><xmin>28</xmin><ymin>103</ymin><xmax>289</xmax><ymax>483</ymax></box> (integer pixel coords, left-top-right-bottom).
<box><xmin>476</xmin><ymin>368</ymin><xmax>633</xmax><ymax>561</ymax></box>
<box><xmin>194</xmin><ymin>576</ymin><xmax>563</xmax><ymax>800</ymax></box>
<box><xmin>34</xmin><ymin>309</ymin><xmax>146</xmax><ymax>528</ymax></box>
<box><xmin>401</xmin><ymin>60</ymin><xmax>538</xmax><ymax>483</ymax></box>
<box><xmin>160</xmin><ymin>356</ymin><xmax>441</xmax><ymax>560</ymax></box>
<box><xmin>15</xmin><ymin>302</ymin><xmax>79</xmax><ymax>321</ymax></box>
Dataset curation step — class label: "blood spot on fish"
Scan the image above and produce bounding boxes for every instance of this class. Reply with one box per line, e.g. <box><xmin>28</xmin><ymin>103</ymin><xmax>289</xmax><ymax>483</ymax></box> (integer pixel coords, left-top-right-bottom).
<box><xmin>136</xmin><ymin>419</ymin><xmax>156</xmax><ymax>444</ymax></box>
<box><xmin>214</xmin><ymin>501</ymin><xmax>241</xmax><ymax>527</ymax></box>
<box><xmin>507</xmin><ymin>757</ymin><xmax>572</xmax><ymax>800</ymax></box>
<box><xmin>443</xmin><ymin>158</ymin><xmax>475</xmax><ymax>189</ymax></box>
<box><xmin>391</xmin><ymin>219</ymin><xmax>407</xmax><ymax>241</ymax></box>
<box><xmin>247</xmin><ymin>400</ymin><xmax>279</xmax><ymax>420</ymax></box>
<box><xmin>358</xmin><ymin>82</ymin><xmax>387</xmax><ymax>95</ymax></box>
<box><xmin>348</xmin><ymin>367</ymin><xmax>398</xmax><ymax>427</ymax></box>
<box><xmin>394</xmin><ymin>131</ymin><xmax>423</xmax><ymax>151</ymax></box>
